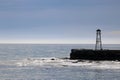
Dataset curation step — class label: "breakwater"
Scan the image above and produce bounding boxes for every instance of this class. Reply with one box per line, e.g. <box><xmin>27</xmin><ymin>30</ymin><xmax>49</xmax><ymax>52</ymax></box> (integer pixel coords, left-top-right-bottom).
<box><xmin>70</xmin><ymin>49</ymin><xmax>120</xmax><ymax>60</ymax></box>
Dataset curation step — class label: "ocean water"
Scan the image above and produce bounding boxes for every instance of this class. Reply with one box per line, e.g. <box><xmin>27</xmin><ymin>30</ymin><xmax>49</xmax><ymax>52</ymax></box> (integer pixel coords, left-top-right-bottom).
<box><xmin>0</xmin><ymin>44</ymin><xmax>120</xmax><ymax>80</ymax></box>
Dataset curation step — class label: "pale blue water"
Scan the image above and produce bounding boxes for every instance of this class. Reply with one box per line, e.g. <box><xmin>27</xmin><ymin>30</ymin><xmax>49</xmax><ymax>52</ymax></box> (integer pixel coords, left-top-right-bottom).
<box><xmin>0</xmin><ymin>44</ymin><xmax>120</xmax><ymax>80</ymax></box>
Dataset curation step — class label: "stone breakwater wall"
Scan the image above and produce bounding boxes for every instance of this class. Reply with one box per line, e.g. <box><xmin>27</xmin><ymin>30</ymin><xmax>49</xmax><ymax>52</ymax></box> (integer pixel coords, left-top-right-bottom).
<box><xmin>70</xmin><ymin>49</ymin><xmax>120</xmax><ymax>60</ymax></box>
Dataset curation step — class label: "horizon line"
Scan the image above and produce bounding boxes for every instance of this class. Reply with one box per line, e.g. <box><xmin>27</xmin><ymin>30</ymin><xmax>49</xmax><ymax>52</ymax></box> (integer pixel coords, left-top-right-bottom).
<box><xmin>0</xmin><ymin>42</ymin><xmax>119</xmax><ymax>45</ymax></box>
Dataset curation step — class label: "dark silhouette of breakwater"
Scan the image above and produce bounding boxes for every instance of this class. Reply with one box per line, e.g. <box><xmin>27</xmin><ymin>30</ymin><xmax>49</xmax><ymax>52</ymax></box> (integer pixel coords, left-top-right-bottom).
<box><xmin>70</xmin><ymin>49</ymin><xmax>120</xmax><ymax>61</ymax></box>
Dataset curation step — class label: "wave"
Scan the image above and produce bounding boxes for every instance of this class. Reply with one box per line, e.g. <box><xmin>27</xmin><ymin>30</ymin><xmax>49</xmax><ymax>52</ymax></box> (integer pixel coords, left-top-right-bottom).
<box><xmin>15</xmin><ymin>57</ymin><xmax>120</xmax><ymax>69</ymax></box>
<box><xmin>1</xmin><ymin>57</ymin><xmax>120</xmax><ymax>69</ymax></box>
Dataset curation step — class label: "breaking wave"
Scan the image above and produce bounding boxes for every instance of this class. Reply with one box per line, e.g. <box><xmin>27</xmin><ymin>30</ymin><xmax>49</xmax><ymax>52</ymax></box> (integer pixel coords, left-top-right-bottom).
<box><xmin>1</xmin><ymin>57</ymin><xmax>120</xmax><ymax>69</ymax></box>
<box><xmin>15</xmin><ymin>57</ymin><xmax>120</xmax><ymax>69</ymax></box>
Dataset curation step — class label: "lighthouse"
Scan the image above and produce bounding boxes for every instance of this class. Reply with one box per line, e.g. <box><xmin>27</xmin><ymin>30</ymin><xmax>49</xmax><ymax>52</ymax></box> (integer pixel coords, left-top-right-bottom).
<box><xmin>95</xmin><ymin>29</ymin><xmax>102</xmax><ymax>50</ymax></box>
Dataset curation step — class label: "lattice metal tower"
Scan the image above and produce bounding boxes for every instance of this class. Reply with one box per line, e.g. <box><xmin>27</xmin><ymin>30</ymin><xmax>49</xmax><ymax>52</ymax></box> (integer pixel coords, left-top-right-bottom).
<box><xmin>95</xmin><ymin>29</ymin><xmax>102</xmax><ymax>50</ymax></box>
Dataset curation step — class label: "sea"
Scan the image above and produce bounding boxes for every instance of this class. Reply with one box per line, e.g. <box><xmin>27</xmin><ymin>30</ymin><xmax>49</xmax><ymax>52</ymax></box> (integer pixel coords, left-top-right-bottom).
<box><xmin>0</xmin><ymin>44</ymin><xmax>120</xmax><ymax>80</ymax></box>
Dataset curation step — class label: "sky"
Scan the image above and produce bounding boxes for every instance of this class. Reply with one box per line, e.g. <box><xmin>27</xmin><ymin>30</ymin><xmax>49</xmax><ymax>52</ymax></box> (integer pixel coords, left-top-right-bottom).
<box><xmin>0</xmin><ymin>0</ymin><xmax>120</xmax><ymax>44</ymax></box>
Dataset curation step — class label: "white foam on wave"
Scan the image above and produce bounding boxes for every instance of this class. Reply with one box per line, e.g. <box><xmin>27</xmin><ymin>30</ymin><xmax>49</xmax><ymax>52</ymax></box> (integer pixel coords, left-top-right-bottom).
<box><xmin>90</xmin><ymin>61</ymin><xmax>120</xmax><ymax>69</ymax></box>
<box><xmin>16</xmin><ymin>57</ymin><xmax>75</xmax><ymax>67</ymax></box>
<box><xmin>0</xmin><ymin>57</ymin><xmax>120</xmax><ymax>69</ymax></box>
<box><xmin>15</xmin><ymin>57</ymin><xmax>120</xmax><ymax>69</ymax></box>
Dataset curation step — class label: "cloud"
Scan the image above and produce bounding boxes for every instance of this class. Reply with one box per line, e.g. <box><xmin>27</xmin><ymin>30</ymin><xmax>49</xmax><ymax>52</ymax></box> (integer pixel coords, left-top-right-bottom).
<box><xmin>103</xmin><ymin>30</ymin><xmax>120</xmax><ymax>41</ymax></box>
<box><xmin>0</xmin><ymin>0</ymin><xmax>120</xmax><ymax>26</ymax></box>
<box><xmin>111</xmin><ymin>31</ymin><xmax>120</xmax><ymax>35</ymax></box>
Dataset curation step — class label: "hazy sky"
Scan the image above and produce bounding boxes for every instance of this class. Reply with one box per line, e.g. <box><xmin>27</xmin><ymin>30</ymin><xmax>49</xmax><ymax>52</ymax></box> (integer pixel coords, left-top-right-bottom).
<box><xmin>0</xmin><ymin>0</ymin><xmax>120</xmax><ymax>44</ymax></box>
